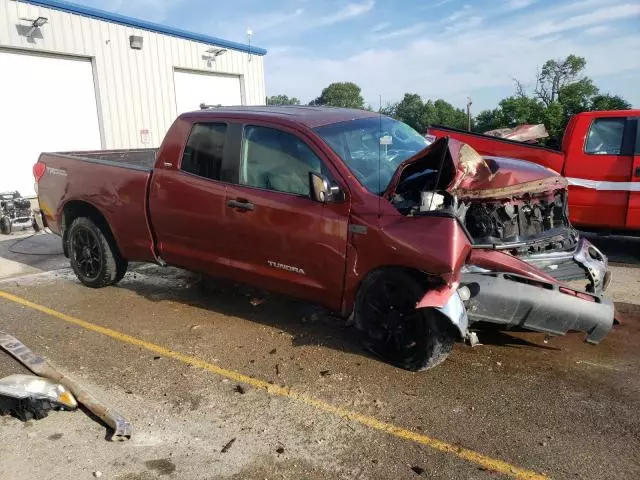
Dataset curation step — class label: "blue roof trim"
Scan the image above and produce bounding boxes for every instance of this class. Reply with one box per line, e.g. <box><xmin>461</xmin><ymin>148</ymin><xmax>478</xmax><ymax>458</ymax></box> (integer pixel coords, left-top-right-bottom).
<box><xmin>22</xmin><ymin>0</ymin><xmax>267</xmax><ymax>56</ymax></box>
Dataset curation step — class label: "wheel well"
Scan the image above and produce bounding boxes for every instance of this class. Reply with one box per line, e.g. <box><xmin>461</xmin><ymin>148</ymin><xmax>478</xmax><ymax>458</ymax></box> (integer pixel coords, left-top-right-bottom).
<box><xmin>347</xmin><ymin>266</ymin><xmax>439</xmax><ymax>317</ymax></box>
<box><xmin>61</xmin><ymin>201</ymin><xmax>120</xmax><ymax>258</ymax></box>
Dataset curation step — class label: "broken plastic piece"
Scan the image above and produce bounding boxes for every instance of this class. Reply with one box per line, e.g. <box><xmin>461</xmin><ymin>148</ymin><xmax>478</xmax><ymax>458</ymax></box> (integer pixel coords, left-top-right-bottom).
<box><xmin>0</xmin><ymin>331</ymin><xmax>132</xmax><ymax>440</ymax></box>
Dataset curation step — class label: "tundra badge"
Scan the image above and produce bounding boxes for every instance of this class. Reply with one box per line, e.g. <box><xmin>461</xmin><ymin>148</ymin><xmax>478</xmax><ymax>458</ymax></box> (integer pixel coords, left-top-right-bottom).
<box><xmin>267</xmin><ymin>260</ymin><xmax>306</xmax><ymax>275</ymax></box>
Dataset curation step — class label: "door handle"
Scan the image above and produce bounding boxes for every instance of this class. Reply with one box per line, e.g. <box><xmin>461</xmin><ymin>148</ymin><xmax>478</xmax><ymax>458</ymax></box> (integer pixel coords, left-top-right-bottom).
<box><xmin>227</xmin><ymin>199</ymin><xmax>255</xmax><ymax>211</ymax></box>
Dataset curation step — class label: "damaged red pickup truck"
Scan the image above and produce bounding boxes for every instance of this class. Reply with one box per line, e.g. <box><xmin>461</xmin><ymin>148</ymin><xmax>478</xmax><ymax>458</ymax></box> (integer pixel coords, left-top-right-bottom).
<box><xmin>34</xmin><ymin>107</ymin><xmax>614</xmax><ymax>371</ymax></box>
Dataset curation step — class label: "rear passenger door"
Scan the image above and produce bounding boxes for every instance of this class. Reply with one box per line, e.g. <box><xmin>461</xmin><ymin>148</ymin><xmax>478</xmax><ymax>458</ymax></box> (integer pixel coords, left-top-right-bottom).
<box><xmin>564</xmin><ymin>117</ymin><xmax>633</xmax><ymax>228</ymax></box>
<box><xmin>149</xmin><ymin>122</ymin><xmax>234</xmax><ymax>275</ymax></box>
<box><xmin>224</xmin><ymin>123</ymin><xmax>351</xmax><ymax>310</ymax></box>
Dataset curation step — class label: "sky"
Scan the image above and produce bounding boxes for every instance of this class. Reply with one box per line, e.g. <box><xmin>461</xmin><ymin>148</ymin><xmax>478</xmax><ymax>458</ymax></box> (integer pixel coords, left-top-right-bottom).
<box><xmin>78</xmin><ymin>0</ymin><xmax>640</xmax><ymax>112</ymax></box>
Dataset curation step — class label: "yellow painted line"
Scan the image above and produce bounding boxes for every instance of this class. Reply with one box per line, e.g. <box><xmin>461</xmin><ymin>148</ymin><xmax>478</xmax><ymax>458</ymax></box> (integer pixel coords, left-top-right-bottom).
<box><xmin>0</xmin><ymin>290</ymin><xmax>547</xmax><ymax>479</ymax></box>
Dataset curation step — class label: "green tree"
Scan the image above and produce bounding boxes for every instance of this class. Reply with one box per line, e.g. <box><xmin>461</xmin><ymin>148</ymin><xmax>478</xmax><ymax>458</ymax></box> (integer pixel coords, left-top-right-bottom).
<box><xmin>534</xmin><ymin>54</ymin><xmax>588</xmax><ymax>107</ymax></box>
<box><xmin>312</xmin><ymin>82</ymin><xmax>365</xmax><ymax>109</ymax></box>
<box><xmin>266</xmin><ymin>94</ymin><xmax>300</xmax><ymax>105</ymax></box>
<box><xmin>557</xmin><ymin>77</ymin><xmax>599</xmax><ymax>119</ymax></box>
<box><xmin>590</xmin><ymin>94</ymin><xmax>632</xmax><ymax>111</ymax></box>
<box><xmin>394</xmin><ymin>93</ymin><xmax>427</xmax><ymax>131</ymax></box>
<box><xmin>386</xmin><ymin>94</ymin><xmax>469</xmax><ymax>132</ymax></box>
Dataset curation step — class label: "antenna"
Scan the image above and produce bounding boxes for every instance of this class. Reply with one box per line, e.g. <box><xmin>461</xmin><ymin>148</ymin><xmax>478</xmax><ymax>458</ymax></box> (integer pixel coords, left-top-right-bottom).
<box><xmin>378</xmin><ymin>94</ymin><xmax>382</xmax><ymax>218</ymax></box>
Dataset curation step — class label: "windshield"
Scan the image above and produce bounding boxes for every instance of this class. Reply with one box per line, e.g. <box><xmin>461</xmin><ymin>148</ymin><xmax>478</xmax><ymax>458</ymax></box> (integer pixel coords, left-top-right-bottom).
<box><xmin>314</xmin><ymin>117</ymin><xmax>430</xmax><ymax>194</ymax></box>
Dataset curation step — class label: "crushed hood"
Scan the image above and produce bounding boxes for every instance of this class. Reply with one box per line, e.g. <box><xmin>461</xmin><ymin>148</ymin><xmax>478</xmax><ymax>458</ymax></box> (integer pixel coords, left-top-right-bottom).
<box><xmin>384</xmin><ymin>137</ymin><xmax>566</xmax><ymax>201</ymax></box>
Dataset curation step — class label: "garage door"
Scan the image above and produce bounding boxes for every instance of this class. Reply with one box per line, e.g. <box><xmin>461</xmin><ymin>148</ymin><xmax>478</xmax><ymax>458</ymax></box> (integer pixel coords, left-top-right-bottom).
<box><xmin>0</xmin><ymin>50</ymin><xmax>102</xmax><ymax>197</ymax></box>
<box><xmin>174</xmin><ymin>70</ymin><xmax>242</xmax><ymax>115</ymax></box>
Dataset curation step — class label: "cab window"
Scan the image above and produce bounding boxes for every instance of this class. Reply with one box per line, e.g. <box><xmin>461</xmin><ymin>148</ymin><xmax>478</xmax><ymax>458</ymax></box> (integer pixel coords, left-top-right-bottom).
<box><xmin>240</xmin><ymin>126</ymin><xmax>323</xmax><ymax>196</ymax></box>
<box><xmin>180</xmin><ymin>123</ymin><xmax>227</xmax><ymax>180</ymax></box>
<box><xmin>585</xmin><ymin>118</ymin><xmax>625</xmax><ymax>155</ymax></box>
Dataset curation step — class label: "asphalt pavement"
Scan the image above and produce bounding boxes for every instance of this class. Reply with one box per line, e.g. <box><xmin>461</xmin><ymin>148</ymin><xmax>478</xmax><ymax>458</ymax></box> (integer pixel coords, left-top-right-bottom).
<box><xmin>0</xmin><ymin>232</ymin><xmax>638</xmax><ymax>480</ymax></box>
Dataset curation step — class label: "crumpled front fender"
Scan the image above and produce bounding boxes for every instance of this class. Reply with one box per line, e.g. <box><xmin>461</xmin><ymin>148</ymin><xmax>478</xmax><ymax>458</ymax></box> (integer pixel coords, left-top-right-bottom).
<box><xmin>417</xmin><ymin>284</ymin><xmax>469</xmax><ymax>339</ymax></box>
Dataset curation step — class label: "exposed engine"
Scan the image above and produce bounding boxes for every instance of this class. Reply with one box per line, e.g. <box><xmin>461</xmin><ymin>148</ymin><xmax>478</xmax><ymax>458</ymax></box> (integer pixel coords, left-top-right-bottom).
<box><xmin>392</xmin><ymin>188</ymin><xmax>575</xmax><ymax>254</ymax></box>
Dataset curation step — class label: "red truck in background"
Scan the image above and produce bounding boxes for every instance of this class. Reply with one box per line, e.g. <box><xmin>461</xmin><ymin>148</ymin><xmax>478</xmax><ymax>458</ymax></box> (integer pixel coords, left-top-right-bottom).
<box><xmin>427</xmin><ymin>110</ymin><xmax>640</xmax><ymax>232</ymax></box>
<box><xmin>34</xmin><ymin>107</ymin><xmax>614</xmax><ymax>371</ymax></box>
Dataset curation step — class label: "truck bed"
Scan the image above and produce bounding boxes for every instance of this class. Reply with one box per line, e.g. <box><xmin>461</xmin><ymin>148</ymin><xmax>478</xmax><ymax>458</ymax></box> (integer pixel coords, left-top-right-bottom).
<box><xmin>36</xmin><ymin>149</ymin><xmax>157</xmax><ymax>263</ymax></box>
<box><xmin>427</xmin><ymin>125</ymin><xmax>565</xmax><ymax>173</ymax></box>
<box><xmin>50</xmin><ymin>148</ymin><xmax>158</xmax><ymax>170</ymax></box>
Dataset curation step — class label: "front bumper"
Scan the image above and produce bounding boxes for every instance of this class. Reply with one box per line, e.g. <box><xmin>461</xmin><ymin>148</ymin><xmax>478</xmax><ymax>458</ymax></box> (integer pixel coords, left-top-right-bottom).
<box><xmin>460</xmin><ymin>272</ymin><xmax>614</xmax><ymax>343</ymax></box>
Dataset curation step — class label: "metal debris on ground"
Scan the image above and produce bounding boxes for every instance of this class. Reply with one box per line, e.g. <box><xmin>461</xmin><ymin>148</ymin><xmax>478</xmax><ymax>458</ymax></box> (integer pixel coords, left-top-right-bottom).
<box><xmin>234</xmin><ymin>385</ymin><xmax>245</xmax><ymax>394</ymax></box>
<box><xmin>221</xmin><ymin>438</ymin><xmax>236</xmax><ymax>453</ymax></box>
<box><xmin>0</xmin><ymin>331</ymin><xmax>133</xmax><ymax>440</ymax></box>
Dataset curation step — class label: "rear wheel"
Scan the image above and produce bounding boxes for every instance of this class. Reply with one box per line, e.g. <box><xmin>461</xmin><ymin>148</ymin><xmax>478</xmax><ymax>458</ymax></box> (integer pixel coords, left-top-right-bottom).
<box><xmin>66</xmin><ymin>217</ymin><xmax>127</xmax><ymax>288</ymax></box>
<box><xmin>355</xmin><ymin>270</ymin><xmax>456</xmax><ymax>371</ymax></box>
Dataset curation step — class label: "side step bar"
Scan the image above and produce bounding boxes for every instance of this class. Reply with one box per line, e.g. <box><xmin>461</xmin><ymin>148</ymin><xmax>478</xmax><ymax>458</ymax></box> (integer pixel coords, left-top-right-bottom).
<box><xmin>461</xmin><ymin>272</ymin><xmax>614</xmax><ymax>344</ymax></box>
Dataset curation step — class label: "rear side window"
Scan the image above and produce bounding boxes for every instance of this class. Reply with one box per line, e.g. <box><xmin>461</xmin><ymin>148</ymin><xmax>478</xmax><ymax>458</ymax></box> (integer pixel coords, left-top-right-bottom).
<box><xmin>181</xmin><ymin>123</ymin><xmax>227</xmax><ymax>180</ymax></box>
<box><xmin>585</xmin><ymin>118</ymin><xmax>625</xmax><ymax>155</ymax></box>
<box><xmin>635</xmin><ymin>118</ymin><xmax>640</xmax><ymax>155</ymax></box>
<box><xmin>240</xmin><ymin>126</ymin><xmax>323</xmax><ymax>196</ymax></box>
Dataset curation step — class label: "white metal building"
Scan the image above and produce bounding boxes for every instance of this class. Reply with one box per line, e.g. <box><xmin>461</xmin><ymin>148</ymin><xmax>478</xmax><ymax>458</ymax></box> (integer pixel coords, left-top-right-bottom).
<box><xmin>0</xmin><ymin>0</ymin><xmax>267</xmax><ymax>196</ymax></box>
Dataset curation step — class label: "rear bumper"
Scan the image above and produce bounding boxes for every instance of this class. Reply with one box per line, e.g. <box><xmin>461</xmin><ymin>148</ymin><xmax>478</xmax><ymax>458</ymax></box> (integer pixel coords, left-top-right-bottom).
<box><xmin>461</xmin><ymin>272</ymin><xmax>614</xmax><ymax>343</ymax></box>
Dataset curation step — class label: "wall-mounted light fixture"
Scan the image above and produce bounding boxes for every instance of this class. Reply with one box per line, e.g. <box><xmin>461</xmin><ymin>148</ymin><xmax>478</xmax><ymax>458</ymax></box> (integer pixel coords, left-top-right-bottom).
<box><xmin>205</xmin><ymin>47</ymin><xmax>227</xmax><ymax>57</ymax></box>
<box><xmin>19</xmin><ymin>16</ymin><xmax>48</xmax><ymax>37</ymax></box>
<box><xmin>129</xmin><ymin>35</ymin><xmax>143</xmax><ymax>50</ymax></box>
<box><xmin>246</xmin><ymin>28</ymin><xmax>253</xmax><ymax>62</ymax></box>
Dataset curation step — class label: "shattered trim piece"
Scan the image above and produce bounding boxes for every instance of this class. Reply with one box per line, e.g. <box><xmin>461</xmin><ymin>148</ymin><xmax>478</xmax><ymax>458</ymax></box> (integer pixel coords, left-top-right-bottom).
<box><xmin>0</xmin><ymin>331</ymin><xmax>132</xmax><ymax>440</ymax></box>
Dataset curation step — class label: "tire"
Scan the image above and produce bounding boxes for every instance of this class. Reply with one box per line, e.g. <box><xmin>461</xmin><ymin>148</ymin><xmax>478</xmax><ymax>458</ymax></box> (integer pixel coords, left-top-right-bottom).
<box><xmin>0</xmin><ymin>216</ymin><xmax>11</xmax><ymax>235</ymax></box>
<box><xmin>66</xmin><ymin>217</ymin><xmax>127</xmax><ymax>288</ymax></box>
<box><xmin>355</xmin><ymin>270</ymin><xmax>456</xmax><ymax>371</ymax></box>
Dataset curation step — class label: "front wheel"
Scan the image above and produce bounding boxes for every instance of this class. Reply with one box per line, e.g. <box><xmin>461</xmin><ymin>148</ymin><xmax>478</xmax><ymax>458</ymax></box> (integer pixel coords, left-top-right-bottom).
<box><xmin>66</xmin><ymin>217</ymin><xmax>127</xmax><ymax>288</ymax></box>
<box><xmin>355</xmin><ymin>270</ymin><xmax>456</xmax><ymax>371</ymax></box>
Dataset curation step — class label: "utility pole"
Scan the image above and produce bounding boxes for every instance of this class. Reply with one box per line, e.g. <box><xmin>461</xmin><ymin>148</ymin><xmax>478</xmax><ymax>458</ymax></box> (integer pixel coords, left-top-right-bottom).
<box><xmin>466</xmin><ymin>96</ymin><xmax>472</xmax><ymax>131</ymax></box>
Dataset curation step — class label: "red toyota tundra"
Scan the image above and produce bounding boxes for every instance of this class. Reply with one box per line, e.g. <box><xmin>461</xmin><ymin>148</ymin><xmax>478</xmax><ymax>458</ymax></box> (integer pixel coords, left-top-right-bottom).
<box><xmin>34</xmin><ymin>107</ymin><xmax>614</xmax><ymax>371</ymax></box>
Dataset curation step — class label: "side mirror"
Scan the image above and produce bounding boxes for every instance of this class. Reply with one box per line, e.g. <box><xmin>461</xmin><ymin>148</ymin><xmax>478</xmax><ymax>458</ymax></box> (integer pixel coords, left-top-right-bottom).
<box><xmin>309</xmin><ymin>172</ymin><xmax>344</xmax><ymax>204</ymax></box>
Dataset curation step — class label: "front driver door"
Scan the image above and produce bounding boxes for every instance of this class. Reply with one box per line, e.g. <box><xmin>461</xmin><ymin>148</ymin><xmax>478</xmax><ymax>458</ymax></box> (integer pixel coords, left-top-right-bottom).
<box><xmin>224</xmin><ymin>123</ymin><xmax>350</xmax><ymax>310</ymax></box>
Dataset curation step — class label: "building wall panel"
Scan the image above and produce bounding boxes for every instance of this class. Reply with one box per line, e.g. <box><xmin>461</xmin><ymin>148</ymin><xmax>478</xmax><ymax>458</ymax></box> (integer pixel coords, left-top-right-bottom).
<box><xmin>0</xmin><ymin>0</ymin><xmax>266</xmax><ymax>149</ymax></box>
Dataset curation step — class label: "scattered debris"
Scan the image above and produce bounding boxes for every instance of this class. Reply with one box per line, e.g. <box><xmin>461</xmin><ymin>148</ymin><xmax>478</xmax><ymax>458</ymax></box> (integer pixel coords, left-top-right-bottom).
<box><xmin>276</xmin><ymin>446</ymin><xmax>285</xmax><ymax>454</ymax></box>
<box><xmin>539</xmin><ymin>441</ymin><xmax>548</xmax><ymax>447</ymax></box>
<box><xmin>403</xmin><ymin>391</ymin><xmax>419</xmax><ymax>397</ymax></box>
<box><xmin>0</xmin><ymin>331</ymin><xmax>133</xmax><ymax>440</ymax></box>
<box><xmin>221</xmin><ymin>438</ymin><xmax>236</xmax><ymax>453</ymax></box>
<box><xmin>153</xmin><ymin>356</ymin><xmax>161</xmax><ymax>360</ymax></box>
<box><xmin>249</xmin><ymin>297</ymin><xmax>265</xmax><ymax>306</ymax></box>
<box><xmin>234</xmin><ymin>385</ymin><xmax>245</xmax><ymax>395</ymax></box>
<box><xmin>269</xmin><ymin>348</ymin><xmax>277</xmax><ymax>355</ymax></box>
<box><xmin>0</xmin><ymin>374</ymin><xmax>77</xmax><ymax>421</ymax></box>
<box><xmin>190</xmin><ymin>324</ymin><xmax>201</xmax><ymax>331</ymax></box>
<box><xmin>320</xmin><ymin>370</ymin><xmax>331</xmax><ymax>377</ymax></box>
<box><xmin>275</xmin><ymin>364</ymin><xmax>280</xmax><ymax>375</ymax></box>
<box><xmin>496</xmin><ymin>362</ymin><xmax>503</xmax><ymax>367</ymax></box>
<box><xmin>411</xmin><ymin>465</ymin><xmax>425</xmax><ymax>475</ymax></box>
<box><xmin>93</xmin><ymin>471</ymin><xmax>102</xmax><ymax>478</ymax></box>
